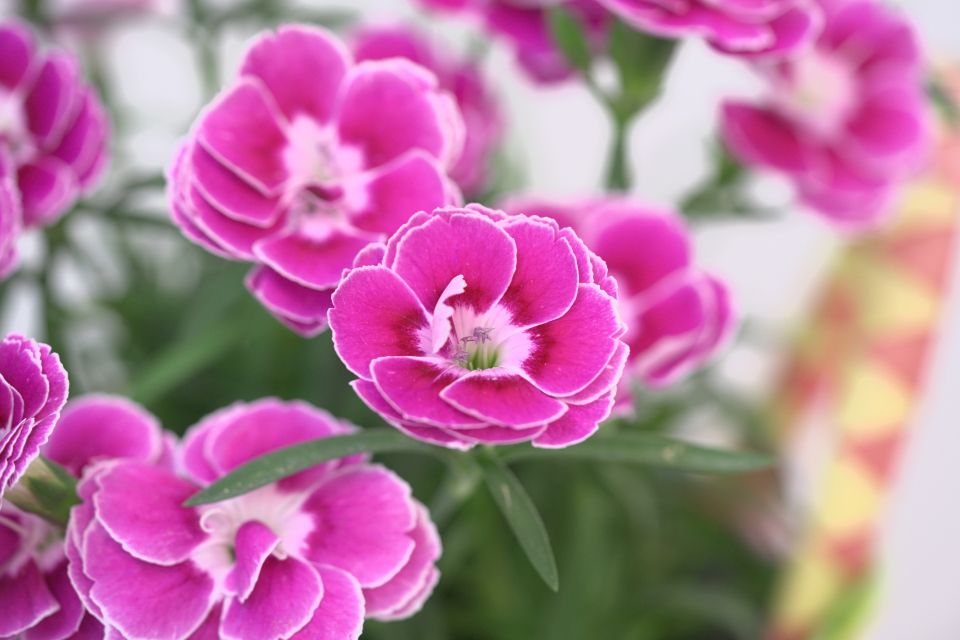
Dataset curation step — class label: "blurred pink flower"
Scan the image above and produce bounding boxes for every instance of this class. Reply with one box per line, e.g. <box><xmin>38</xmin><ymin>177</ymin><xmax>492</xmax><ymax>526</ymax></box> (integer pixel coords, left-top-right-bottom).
<box><xmin>0</xmin><ymin>154</ymin><xmax>20</xmax><ymax>280</ymax></box>
<box><xmin>600</xmin><ymin>0</ymin><xmax>821</xmax><ymax>58</ymax></box>
<box><xmin>169</xmin><ymin>25</ymin><xmax>465</xmax><ymax>336</ymax></box>
<box><xmin>353</xmin><ymin>25</ymin><xmax>505</xmax><ymax>196</ymax></box>
<box><xmin>720</xmin><ymin>0</ymin><xmax>929</xmax><ymax>227</ymax></box>
<box><xmin>0</xmin><ymin>505</ymin><xmax>89</xmax><ymax>639</ymax></box>
<box><xmin>1</xmin><ymin>394</ymin><xmax>169</xmax><ymax>639</ymax></box>
<box><xmin>0</xmin><ymin>334</ymin><xmax>68</xmax><ymax>505</ymax></box>
<box><xmin>0</xmin><ymin>21</ymin><xmax>109</xmax><ymax>229</ymax></box>
<box><xmin>418</xmin><ymin>0</ymin><xmax>610</xmax><ymax>84</ymax></box>
<box><xmin>67</xmin><ymin>399</ymin><xmax>441</xmax><ymax>638</ymax></box>
<box><xmin>329</xmin><ymin>205</ymin><xmax>627</xmax><ymax>449</ymax></box>
<box><xmin>505</xmin><ymin>198</ymin><xmax>734</xmax><ymax>401</ymax></box>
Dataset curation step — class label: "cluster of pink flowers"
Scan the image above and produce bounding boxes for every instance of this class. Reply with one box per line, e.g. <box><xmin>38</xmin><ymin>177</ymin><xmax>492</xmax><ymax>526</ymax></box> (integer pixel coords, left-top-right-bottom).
<box><xmin>505</xmin><ymin>198</ymin><xmax>733</xmax><ymax>398</ymax></box>
<box><xmin>417</xmin><ymin>0</ymin><xmax>611</xmax><ymax>84</ymax></box>
<box><xmin>2</xmin><ymin>395</ymin><xmax>169</xmax><ymax>638</ymax></box>
<box><xmin>720</xmin><ymin>0</ymin><xmax>928</xmax><ymax>226</ymax></box>
<box><xmin>329</xmin><ymin>205</ymin><xmax>627</xmax><ymax>449</ymax></box>
<box><xmin>0</xmin><ymin>0</ymin><xmax>936</xmax><ymax>635</ymax></box>
<box><xmin>2</xmin><ymin>384</ymin><xmax>442</xmax><ymax>638</ymax></box>
<box><xmin>169</xmin><ymin>25</ymin><xmax>464</xmax><ymax>336</ymax></box>
<box><xmin>0</xmin><ymin>21</ymin><xmax>109</xmax><ymax>227</ymax></box>
<box><xmin>0</xmin><ymin>21</ymin><xmax>109</xmax><ymax>278</ymax></box>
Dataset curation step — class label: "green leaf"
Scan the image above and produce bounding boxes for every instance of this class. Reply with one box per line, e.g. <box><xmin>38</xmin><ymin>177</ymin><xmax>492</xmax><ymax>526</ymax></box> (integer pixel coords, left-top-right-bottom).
<box><xmin>501</xmin><ymin>432</ymin><xmax>774</xmax><ymax>474</ymax></box>
<box><xmin>548</xmin><ymin>7</ymin><xmax>592</xmax><ymax>73</ymax></box>
<box><xmin>186</xmin><ymin>430</ymin><xmax>437</xmax><ymax>506</ymax></box>
<box><xmin>480</xmin><ymin>452</ymin><xmax>559</xmax><ymax>592</ymax></box>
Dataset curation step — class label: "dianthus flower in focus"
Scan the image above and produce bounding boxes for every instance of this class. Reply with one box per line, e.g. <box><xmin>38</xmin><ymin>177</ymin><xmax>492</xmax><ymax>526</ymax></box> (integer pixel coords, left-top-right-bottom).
<box><xmin>170</xmin><ymin>25</ymin><xmax>465</xmax><ymax>336</ymax></box>
<box><xmin>600</xmin><ymin>0</ymin><xmax>821</xmax><ymax>58</ymax></box>
<box><xmin>2</xmin><ymin>394</ymin><xmax>170</xmax><ymax>639</ymax></box>
<box><xmin>68</xmin><ymin>399</ymin><xmax>442</xmax><ymax>639</ymax></box>
<box><xmin>353</xmin><ymin>24</ymin><xmax>505</xmax><ymax>197</ymax></box>
<box><xmin>417</xmin><ymin>0</ymin><xmax>610</xmax><ymax>84</ymax></box>
<box><xmin>0</xmin><ymin>334</ymin><xmax>68</xmax><ymax>505</ymax></box>
<box><xmin>0</xmin><ymin>21</ymin><xmax>109</xmax><ymax>229</ymax></box>
<box><xmin>329</xmin><ymin>205</ymin><xmax>627</xmax><ymax>449</ymax></box>
<box><xmin>506</xmin><ymin>198</ymin><xmax>734</xmax><ymax>403</ymax></box>
<box><xmin>0</xmin><ymin>155</ymin><xmax>19</xmax><ymax>280</ymax></box>
<box><xmin>721</xmin><ymin>0</ymin><xmax>928</xmax><ymax>227</ymax></box>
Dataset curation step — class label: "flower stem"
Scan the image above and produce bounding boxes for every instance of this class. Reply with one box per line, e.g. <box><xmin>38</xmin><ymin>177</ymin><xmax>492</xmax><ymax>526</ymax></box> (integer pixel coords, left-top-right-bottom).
<box><xmin>605</xmin><ymin>113</ymin><xmax>632</xmax><ymax>192</ymax></box>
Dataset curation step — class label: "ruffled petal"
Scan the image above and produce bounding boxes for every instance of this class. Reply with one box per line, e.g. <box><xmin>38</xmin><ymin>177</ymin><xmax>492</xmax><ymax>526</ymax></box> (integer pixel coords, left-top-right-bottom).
<box><xmin>329</xmin><ymin>267</ymin><xmax>430</xmax><ymax>378</ymax></box>
<box><xmin>302</xmin><ymin>465</ymin><xmax>416</xmax><ymax>588</ymax></box>
<box><xmin>440</xmin><ymin>370</ymin><xmax>568</xmax><ymax>428</ymax></box>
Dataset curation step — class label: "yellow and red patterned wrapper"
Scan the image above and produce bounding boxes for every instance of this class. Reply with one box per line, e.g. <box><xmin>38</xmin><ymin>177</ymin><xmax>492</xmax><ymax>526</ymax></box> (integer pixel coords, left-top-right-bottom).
<box><xmin>766</xmin><ymin>73</ymin><xmax>960</xmax><ymax>640</ymax></box>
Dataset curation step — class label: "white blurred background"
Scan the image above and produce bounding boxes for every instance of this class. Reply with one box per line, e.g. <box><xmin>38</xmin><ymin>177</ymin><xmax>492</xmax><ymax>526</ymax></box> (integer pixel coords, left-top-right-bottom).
<box><xmin>3</xmin><ymin>0</ymin><xmax>960</xmax><ymax>636</ymax></box>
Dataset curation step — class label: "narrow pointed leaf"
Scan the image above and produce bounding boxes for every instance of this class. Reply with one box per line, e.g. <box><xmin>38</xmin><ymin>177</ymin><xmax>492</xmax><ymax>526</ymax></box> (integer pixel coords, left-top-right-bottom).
<box><xmin>480</xmin><ymin>453</ymin><xmax>559</xmax><ymax>592</ymax></box>
<box><xmin>186</xmin><ymin>429</ymin><xmax>435</xmax><ymax>506</ymax></box>
<box><xmin>501</xmin><ymin>432</ymin><xmax>774</xmax><ymax>474</ymax></box>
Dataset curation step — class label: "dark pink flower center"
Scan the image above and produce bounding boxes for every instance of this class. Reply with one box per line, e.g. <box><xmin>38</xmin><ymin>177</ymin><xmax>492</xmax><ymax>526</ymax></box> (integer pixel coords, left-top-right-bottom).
<box><xmin>426</xmin><ymin>276</ymin><xmax>533</xmax><ymax>371</ymax></box>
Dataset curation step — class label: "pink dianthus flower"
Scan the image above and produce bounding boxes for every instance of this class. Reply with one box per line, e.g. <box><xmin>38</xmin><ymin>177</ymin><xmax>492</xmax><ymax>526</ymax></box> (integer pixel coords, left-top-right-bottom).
<box><xmin>0</xmin><ymin>21</ymin><xmax>109</xmax><ymax>230</ymax></box>
<box><xmin>169</xmin><ymin>25</ymin><xmax>465</xmax><ymax>336</ymax></box>
<box><xmin>67</xmin><ymin>399</ymin><xmax>442</xmax><ymax>639</ymax></box>
<box><xmin>329</xmin><ymin>205</ymin><xmax>627</xmax><ymax>449</ymax></box>
<box><xmin>720</xmin><ymin>0</ymin><xmax>929</xmax><ymax>227</ymax></box>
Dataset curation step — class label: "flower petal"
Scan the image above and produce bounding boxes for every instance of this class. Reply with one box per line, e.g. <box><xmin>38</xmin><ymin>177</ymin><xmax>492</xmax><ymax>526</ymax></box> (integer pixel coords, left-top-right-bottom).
<box><xmin>197</xmin><ymin>79</ymin><xmax>289</xmax><ymax>195</ymax></box>
<box><xmin>92</xmin><ymin>462</ymin><xmax>206</xmax><ymax>566</ymax></box>
<box><xmin>254</xmin><ymin>228</ymin><xmax>373</xmax><ymax>290</ymax></box>
<box><xmin>371</xmin><ymin>356</ymin><xmax>482</xmax><ymax>428</ymax></box>
<box><xmin>220</xmin><ymin>557</ymin><xmax>322</xmax><ymax>640</ymax></box>
<box><xmin>349</xmin><ymin>380</ymin><xmax>474</xmax><ymax>450</ymax></box>
<box><xmin>0</xmin><ymin>561</ymin><xmax>57</xmax><ymax>637</ymax></box>
<box><xmin>246</xmin><ymin>267</ymin><xmax>334</xmax><ymax>337</ymax></box>
<box><xmin>25</xmin><ymin>561</ymin><xmax>85</xmax><ymax>640</ymax></box>
<box><xmin>363</xmin><ymin>503</ymin><xmax>441</xmax><ymax>620</ymax></box>
<box><xmin>329</xmin><ymin>267</ymin><xmax>430</xmax><ymax>378</ymax></box>
<box><xmin>336</xmin><ymin>59</ymin><xmax>455</xmax><ymax>168</ymax></box>
<box><xmin>498</xmin><ymin>217</ymin><xmax>579</xmax><ymax>327</ymax></box>
<box><xmin>240</xmin><ymin>25</ymin><xmax>350</xmax><ymax>124</ymax></box>
<box><xmin>289</xmin><ymin>565</ymin><xmax>364</xmax><ymax>640</ymax></box>
<box><xmin>523</xmin><ymin>284</ymin><xmax>621</xmax><ymax>396</ymax></box>
<box><xmin>440</xmin><ymin>370</ymin><xmax>568</xmax><ymax>429</ymax></box>
<box><xmin>302</xmin><ymin>465</ymin><xmax>416</xmax><ymax>588</ymax></box>
<box><xmin>348</xmin><ymin>150</ymin><xmax>453</xmax><ymax>236</ymax></box>
<box><xmin>44</xmin><ymin>395</ymin><xmax>164</xmax><ymax>477</ymax></box>
<box><xmin>392</xmin><ymin>212</ymin><xmax>517</xmax><ymax>314</ymax></box>
<box><xmin>533</xmin><ymin>390</ymin><xmax>615</xmax><ymax>449</ymax></box>
<box><xmin>84</xmin><ymin>523</ymin><xmax>215</xmax><ymax>640</ymax></box>
<box><xmin>225</xmin><ymin>521</ymin><xmax>280</xmax><ymax>603</ymax></box>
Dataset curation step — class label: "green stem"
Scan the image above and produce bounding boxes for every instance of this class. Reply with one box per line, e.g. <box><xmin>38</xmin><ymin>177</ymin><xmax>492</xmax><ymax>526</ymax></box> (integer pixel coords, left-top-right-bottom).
<box><xmin>430</xmin><ymin>454</ymin><xmax>482</xmax><ymax>528</ymax></box>
<box><xmin>605</xmin><ymin>114</ymin><xmax>632</xmax><ymax>192</ymax></box>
